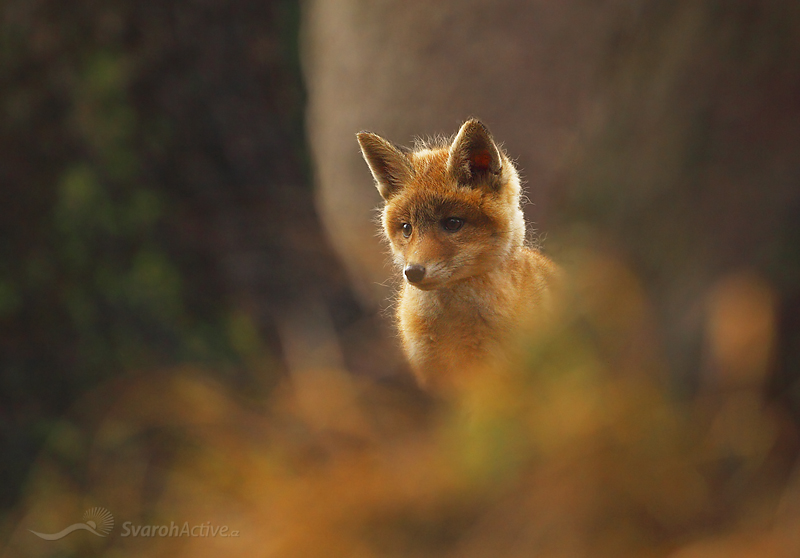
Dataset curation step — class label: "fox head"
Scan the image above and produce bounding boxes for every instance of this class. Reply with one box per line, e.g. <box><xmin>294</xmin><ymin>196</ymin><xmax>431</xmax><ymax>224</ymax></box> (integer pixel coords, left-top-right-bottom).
<box><xmin>357</xmin><ymin>119</ymin><xmax>527</xmax><ymax>290</ymax></box>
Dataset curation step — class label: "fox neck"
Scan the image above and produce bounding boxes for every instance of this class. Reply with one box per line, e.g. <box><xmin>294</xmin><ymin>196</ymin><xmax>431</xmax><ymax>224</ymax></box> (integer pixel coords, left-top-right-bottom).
<box><xmin>504</xmin><ymin>206</ymin><xmax>527</xmax><ymax>255</ymax></box>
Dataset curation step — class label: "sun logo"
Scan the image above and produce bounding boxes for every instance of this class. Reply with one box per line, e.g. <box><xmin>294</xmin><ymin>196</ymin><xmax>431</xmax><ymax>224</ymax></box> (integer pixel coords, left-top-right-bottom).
<box><xmin>29</xmin><ymin>507</ymin><xmax>115</xmax><ymax>540</ymax></box>
<box><xmin>82</xmin><ymin>507</ymin><xmax>114</xmax><ymax>536</ymax></box>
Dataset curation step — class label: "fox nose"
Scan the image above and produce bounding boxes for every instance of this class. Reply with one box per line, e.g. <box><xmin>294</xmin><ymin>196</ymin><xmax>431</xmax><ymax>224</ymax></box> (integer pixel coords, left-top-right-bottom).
<box><xmin>404</xmin><ymin>264</ymin><xmax>426</xmax><ymax>284</ymax></box>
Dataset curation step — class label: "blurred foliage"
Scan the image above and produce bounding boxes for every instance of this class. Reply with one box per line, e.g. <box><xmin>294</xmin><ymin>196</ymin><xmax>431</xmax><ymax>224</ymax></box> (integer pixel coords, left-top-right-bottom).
<box><xmin>2</xmin><ymin>257</ymin><xmax>798</xmax><ymax>557</ymax></box>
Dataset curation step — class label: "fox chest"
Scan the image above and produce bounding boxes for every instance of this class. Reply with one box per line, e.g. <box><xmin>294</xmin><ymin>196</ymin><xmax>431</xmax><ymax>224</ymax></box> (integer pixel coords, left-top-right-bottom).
<box><xmin>397</xmin><ymin>288</ymin><xmax>509</xmax><ymax>367</ymax></box>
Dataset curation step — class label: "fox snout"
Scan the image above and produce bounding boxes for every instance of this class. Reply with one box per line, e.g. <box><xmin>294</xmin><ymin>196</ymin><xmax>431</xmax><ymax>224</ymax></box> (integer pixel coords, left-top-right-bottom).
<box><xmin>404</xmin><ymin>264</ymin><xmax>426</xmax><ymax>284</ymax></box>
<box><xmin>401</xmin><ymin>239</ymin><xmax>452</xmax><ymax>288</ymax></box>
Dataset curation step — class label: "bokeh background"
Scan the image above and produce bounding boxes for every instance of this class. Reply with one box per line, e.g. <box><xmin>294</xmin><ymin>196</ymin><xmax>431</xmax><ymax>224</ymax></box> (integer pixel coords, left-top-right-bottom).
<box><xmin>2</xmin><ymin>1</ymin><xmax>800</xmax><ymax>556</ymax></box>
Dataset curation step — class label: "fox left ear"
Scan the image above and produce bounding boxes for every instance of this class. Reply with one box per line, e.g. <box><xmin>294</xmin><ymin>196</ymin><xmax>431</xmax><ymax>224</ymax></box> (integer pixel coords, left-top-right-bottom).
<box><xmin>357</xmin><ymin>131</ymin><xmax>415</xmax><ymax>201</ymax></box>
<box><xmin>447</xmin><ymin>119</ymin><xmax>502</xmax><ymax>189</ymax></box>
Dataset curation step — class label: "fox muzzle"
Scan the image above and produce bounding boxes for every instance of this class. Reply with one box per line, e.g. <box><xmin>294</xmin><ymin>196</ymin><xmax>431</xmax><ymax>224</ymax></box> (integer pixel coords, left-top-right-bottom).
<box><xmin>404</xmin><ymin>264</ymin><xmax>426</xmax><ymax>284</ymax></box>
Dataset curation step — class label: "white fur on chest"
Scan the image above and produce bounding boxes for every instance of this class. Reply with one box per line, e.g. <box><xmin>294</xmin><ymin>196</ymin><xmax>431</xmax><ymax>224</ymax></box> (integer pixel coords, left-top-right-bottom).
<box><xmin>398</xmin><ymin>275</ymin><xmax>516</xmax><ymax>367</ymax></box>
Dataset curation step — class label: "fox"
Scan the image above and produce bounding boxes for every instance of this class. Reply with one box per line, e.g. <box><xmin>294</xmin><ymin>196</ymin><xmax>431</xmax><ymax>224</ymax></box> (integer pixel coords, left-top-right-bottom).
<box><xmin>357</xmin><ymin>119</ymin><xmax>560</xmax><ymax>393</ymax></box>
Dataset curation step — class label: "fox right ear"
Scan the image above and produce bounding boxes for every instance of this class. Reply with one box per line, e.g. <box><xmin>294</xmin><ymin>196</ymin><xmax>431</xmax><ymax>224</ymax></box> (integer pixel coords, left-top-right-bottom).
<box><xmin>357</xmin><ymin>132</ymin><xmax>414</xmax><ymax>201</ymax></box>
<box><xmin>447</xmin><ymin>119</ymin><xmax>502</xmax><ymax>190</ymax></box>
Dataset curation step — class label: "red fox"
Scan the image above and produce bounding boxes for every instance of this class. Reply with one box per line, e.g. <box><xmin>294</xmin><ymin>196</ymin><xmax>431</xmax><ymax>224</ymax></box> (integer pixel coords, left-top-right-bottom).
<box><xmin>357</xmin><ymin>119</ymin><xmax>560</xmax><ymax>393</ymax></box>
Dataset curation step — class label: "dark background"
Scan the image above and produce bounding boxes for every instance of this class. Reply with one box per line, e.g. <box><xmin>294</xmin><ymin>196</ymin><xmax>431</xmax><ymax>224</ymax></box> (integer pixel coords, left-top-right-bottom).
<box><xmin>1</xmin><ymin>0</ymin><xmax>363</xmax><ymax>513</ymax></box>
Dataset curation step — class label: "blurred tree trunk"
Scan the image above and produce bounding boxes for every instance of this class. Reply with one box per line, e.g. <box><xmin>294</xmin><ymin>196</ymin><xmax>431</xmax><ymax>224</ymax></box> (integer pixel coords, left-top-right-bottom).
<box><xmin>303</xmin><ymin>0</ymin><xmax>800</xmax><ymax>404</ymax></box>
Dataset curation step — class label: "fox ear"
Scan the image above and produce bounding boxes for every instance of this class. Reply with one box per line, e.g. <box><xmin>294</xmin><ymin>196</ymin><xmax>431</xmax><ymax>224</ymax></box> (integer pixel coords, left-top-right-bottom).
<box><xmin>357</xmin><ymin>132</ymin><xmax>415</xmax><ymax>201</ymax></box>
<box><xmin>447</xmin><ymin>119</ymin><xmax>502</xmax><ymax>189</ymax></box>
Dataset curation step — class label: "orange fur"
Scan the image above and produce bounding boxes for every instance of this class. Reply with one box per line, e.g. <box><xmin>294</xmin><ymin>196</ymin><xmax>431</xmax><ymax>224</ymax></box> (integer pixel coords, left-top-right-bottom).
<box><xmin>358</xmin><ymin>119</ymin><xmax>559</xmax><ymax>392</ymax></box>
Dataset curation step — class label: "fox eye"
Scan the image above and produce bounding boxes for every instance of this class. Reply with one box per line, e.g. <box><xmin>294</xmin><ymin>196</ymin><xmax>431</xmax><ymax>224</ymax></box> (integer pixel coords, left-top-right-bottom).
<box><xmin>442</xmin><ymin>217</ymin><xmax>464</xmax><ymax>232</ymax></box>
<box><xmin>401</xmin><ymin>223</ymin><xmax>412</xmax><ymax>237</ymax></box>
